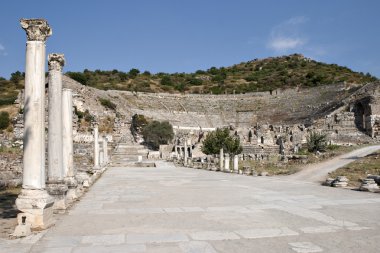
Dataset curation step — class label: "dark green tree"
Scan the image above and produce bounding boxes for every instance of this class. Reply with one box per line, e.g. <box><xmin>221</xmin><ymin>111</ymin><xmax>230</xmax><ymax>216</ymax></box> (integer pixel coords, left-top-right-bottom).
<box><xmin>307</xmin><ymin>132</ymin><xmax>328</xmax><ymax>152</ymax></box>
<box><xmin>201</xmin><ymin>128</ymin><xmax>242</xmax><ymax>155</ymax></box>
<box><xmin>128</xmin><ymin>68</ymin><xmax>140</xmax><ymax>78</ymax></box>
<box><xmin>10</xmin><ymin>71</ymin><xmax>23</xmax><ymax>85</ymax></box>
<box><xmin>142</xmin><ymin>121</ymin><xmax>174</xmax><ymax>150</ymax></box>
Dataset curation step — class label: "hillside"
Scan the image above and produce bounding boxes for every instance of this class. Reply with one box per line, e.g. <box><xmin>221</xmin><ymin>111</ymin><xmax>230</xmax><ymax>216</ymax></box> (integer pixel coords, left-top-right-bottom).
<box><xmin>64</xmin><ymin>54</ymin><xmax>377</xmax><ymax>94</ymax></box>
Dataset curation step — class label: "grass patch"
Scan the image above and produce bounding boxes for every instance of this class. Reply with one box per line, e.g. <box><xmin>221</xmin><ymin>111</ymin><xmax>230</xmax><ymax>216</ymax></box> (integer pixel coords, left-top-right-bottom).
<box><xmin>328</xmin><ymin>150</ymin><xmax>380</xmax><ymax>187</ymax></box>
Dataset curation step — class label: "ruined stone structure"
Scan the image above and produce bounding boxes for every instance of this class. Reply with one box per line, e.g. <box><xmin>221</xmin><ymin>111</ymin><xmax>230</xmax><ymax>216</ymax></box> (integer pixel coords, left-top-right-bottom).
<box><xmin>12</xmin><ymin>19</ymin><xmax>110</xmax><ymax>235</ymax></box>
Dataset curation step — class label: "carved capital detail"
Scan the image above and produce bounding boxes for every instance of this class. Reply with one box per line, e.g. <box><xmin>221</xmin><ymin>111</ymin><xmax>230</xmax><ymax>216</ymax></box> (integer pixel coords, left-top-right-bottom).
<box><xmin>20</xmin><ymin>18</ymin><xmax>52</xmax><ymax>42</ymax></box>
<box><xmin>48</xmin><ymin>53</ymin><xmax>65</xmax><ymax>71</ymax></box>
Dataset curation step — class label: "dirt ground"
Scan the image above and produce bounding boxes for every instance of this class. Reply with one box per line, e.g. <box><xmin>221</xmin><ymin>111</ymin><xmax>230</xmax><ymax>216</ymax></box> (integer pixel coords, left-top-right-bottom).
<box><xmin>0</xmin><ymin>187</ymin><xmax>20</xmax><ymax>239</ymax></box>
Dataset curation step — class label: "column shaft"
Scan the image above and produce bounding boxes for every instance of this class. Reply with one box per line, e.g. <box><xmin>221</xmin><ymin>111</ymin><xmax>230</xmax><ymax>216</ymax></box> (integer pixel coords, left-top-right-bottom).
<box><xmin>62</xmin><ymin>89</ymin><xmax>74</xmax><ymax>178</ymax></box>
<box><xmin>47</xmin><ymin>69</ymin><xmax>63</xmax><ymax>182</ymax></box>
<box><xmin>22</xmin><ymin>41</ymin><xmax>46</xmax><ymax>189</ymax></box>
<box><xmin>94</xmin><ymin>126</ymin><xmax>100</xmax><ymax>169</ymax></box>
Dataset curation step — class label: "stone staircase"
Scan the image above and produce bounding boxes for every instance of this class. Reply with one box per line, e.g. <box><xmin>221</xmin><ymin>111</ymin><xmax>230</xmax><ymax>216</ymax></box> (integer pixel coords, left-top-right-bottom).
<box><xmin>111</xmin><ymin>143</ymin><xmax>150</xmax><ymax>166</ymax></box>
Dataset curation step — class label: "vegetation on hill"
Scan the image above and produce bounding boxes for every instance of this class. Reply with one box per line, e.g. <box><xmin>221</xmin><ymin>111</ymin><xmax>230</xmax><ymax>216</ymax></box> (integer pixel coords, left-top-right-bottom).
<box><xmin>64</xmin><ymin>54</ymin><xmax>377</xmax><ymax>94</ymax></box>
<box><xmin>0</xmin><ymin>54</ymin><xmax>377</xmax><ymax>102</ymax></box>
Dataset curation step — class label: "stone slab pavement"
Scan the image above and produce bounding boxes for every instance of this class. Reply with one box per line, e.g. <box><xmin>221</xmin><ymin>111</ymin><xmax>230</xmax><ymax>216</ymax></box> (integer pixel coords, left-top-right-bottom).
<box><xmin>2</xmin><ymin>161</ymin><xmax>380</xmax><ymax>252</ymax></box>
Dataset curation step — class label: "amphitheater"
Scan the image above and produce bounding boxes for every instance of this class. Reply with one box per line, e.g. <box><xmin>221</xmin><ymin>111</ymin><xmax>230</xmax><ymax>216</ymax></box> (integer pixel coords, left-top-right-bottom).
<box><xmin>2</xmin><ymin>18</ymin><xmax>380</xmax><ymax>253</ymax></box>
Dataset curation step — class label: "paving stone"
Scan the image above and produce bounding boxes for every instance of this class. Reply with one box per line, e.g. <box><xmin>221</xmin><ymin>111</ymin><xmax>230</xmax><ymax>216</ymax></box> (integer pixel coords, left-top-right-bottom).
<box><xmin>189</xmin><ymin>231</ymin><xmax>240</xmax><ymax>241</ymax></box>
<box><xmin>179</xmin><ymin>241</ymin><xmax>218</xmax><ymax>253</ymax></box>
<box><xmin>289</xmin><ymin>242</ymin><xmax>323</xmax><ymax>253</ymax></box>
<box><xmin>235</xmin><ymin>227</ymin><xmax>299</xmax><ymax>239</ymax></box>
<box><xmin>73</xmin><ymin>244</ymin><xmax>146</xmax><ymax>253</ymax></box>
<box><xmin>300</xmin><ymin>226</ymin><xmax>341</xmax><ymax>234</ymax></box>
<box><xmin>81</xmin><ymin>234</ymin><xmax>124</xmax><ymax>245</ymax></box>
<box><xmin>126</xmin><ymin>233</ymin><xmax>189</xmax><ymax>244</ymax></box>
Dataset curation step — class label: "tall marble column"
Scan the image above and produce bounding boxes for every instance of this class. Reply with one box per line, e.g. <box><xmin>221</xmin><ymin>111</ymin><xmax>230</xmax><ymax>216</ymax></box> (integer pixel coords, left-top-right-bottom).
<box><xmin>224</xmin><ymin>154</ymin><xmax>230</xmax><ymax>172</ymax></box>
<box><xmin>93</xmin><ymin>125</ymin><xmax>100</xmax><ymax>169</ymax></box>
<box><xmin>46</xmin><ymin>53</ymin><xmax>68</xmax><ymax>210</ymax></box>
<box><xmin>62</xmin><ymin>89</ymin><xmax>78</xmax><ymax>202</ymax></box>
<box><xmin>102</xmin><ymin>135</ymin><xmax>108</xmax><ymax>165</ymax></box>
<box><xmin>184</xmin><ymin>139</ymin><xmax>188</xmax><ymax>166</ymax></box>
<box><xmin>15</xmin><ymin>18</ymin><xmax>54</xmax><ymax>230</ymax></box>
<box><xmin>233</xmin><ymin>155</ymin><xmax>239</xmax><ymax>173</ymax></box>
<box><xmin>219</xmin><ymin>148</ymin><xmax>224</xmax><ymax>171</ymax></box>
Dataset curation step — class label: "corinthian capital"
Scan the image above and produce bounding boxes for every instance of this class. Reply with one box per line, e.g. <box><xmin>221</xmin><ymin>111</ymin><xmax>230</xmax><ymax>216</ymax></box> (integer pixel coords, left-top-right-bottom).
<box><xmin>20</xmin><ymin>18</ymin><xmax>52</xmax><ymax>42</ymax></box>
<box><xmin>48</xmin><ymin>53</ymin><xmax>65</xmax><ymax>71</ymax></box>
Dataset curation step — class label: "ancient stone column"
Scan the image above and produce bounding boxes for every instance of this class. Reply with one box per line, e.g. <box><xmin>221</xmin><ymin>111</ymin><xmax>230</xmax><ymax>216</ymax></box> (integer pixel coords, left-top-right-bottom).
<box><xmin>93</xmin><ymin>125</ymin><xmax>100</xmax><ymax>169</ymax></box>
<box><xmin>102</xmin><ymin>135</ymin><xmax>108</xmax><ymax>164</ymax></box>
<box><xmin>219</xmin><ymin>148</ymin><xmax>224</xmax><ymax>171</ymax></box>
<box><xmin>46</xmin><ymin>53</ymin><xmax>68</xmax><ymax>210</ymax></box>
<box><xmin>184</xmin><ymin>139</ymin><xmax>188</xmax><ymax>166</ymax></box>
<box><xmin>62</xmin><ymin>89</ymin><xmax>78</xmax><ymax>202</ymax></box>
<box><xmin>224</xmin><ymin>154</ymin><xmax>230</xmax><ymax>172</ymax></box>
<box><xmin>233</xmin><ymin>155</ymin><xmax>239</xmax><ymax>173</ymax></box>
<box><xmin>15</xmin><ymin>18</ymin><xmax>54</xmax><ymax>230</ymax></box>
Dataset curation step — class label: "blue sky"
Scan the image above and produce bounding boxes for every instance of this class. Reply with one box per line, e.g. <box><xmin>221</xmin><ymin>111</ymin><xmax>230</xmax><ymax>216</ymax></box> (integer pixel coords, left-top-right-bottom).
<box><xmin>1</xmin><ymin>0</ymin><xmax>380</xmax><ymax>79</ymax></box>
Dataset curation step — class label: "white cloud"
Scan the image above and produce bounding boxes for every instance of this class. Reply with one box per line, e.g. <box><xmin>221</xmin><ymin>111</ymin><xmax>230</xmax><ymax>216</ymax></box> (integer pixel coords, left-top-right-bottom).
<box><xmin>267</xmin><ymin>16</ymin><xmax>308</xmax><ymax>52</ymax></box>
<box><xmin>269</xmin><ymin>37</ymin><xmax>306</xmax><ymax>51</ymax></box>
<box><xmin>0</xmin><ymin>43</ymin><xmax>6</xmax><ymax>56</ymax></box>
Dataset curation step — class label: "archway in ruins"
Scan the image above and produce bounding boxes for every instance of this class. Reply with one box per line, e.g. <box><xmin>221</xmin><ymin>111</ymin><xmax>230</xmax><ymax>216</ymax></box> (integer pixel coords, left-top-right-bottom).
<box><xmin>354</xmin><ymin>102</ymin><xmax>370</xmax><ymax>132</ymax></box>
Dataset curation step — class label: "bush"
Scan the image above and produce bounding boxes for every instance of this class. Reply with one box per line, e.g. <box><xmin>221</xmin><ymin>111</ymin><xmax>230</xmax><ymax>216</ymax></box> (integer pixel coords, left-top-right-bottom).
<box><xmin>201</xmin><ymin>128</ymin><xmax>242</xmax><ymax>155</ymax></box>
<box><xmin>67</xmin><ymin>72</ymin><xmax>88</xmax><ymax>85</ymax></box>
<box><xmin>131</xmin><ymin>114</ymin><xmax>148</xmax><ymax>132</ymax></box>
<box><xmin>142</xmin><ymin>121</ymin><xmax>174</xmax><ymax>150</ymax></box>
<box><xmin>307</xmin><ymin>132</ymin><xmax>328</xmax><ymax>152</ymax></box>
<box><xmin>99</xmin><ymin>97</ymin><xmax>116</xmax><ymax>111</ymax></box>
<box><xmin>161</xmin><ymin>76</ymin><xmax>173</xmax><ymax>86</ymax></box>
<box><xmin>129</xmin><ymin>68</ymin><xmax>140</xmax><ymax>78</ymax></box>
<box><xmin>0</xmin><ymin>111</ymin><xmax>10</xmax><ymax>130</ymax></box>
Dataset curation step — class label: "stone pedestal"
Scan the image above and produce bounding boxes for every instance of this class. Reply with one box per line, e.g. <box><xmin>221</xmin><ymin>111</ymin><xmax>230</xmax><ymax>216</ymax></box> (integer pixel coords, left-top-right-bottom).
<box><xmin>224</xmin><ymin>154</ymin><xmax>230</xmax><ymax>172</ymax></box>
<box><xmin>46</xmin><ymin>183</ymin><xmax>68</xmax><ymax>210</ymax></box>
<box><xmin>233</xmin><ymin>155</ymin><xmax>239</xmax><ymax>173</ymax></box>
<box><xmin>15</xmin><ymin>189</ymin><xmax>54</xmax><ymax>230</ymax></box>
<box><xmin>16</xmin><ymin>18</ymin><xmax>54</xmax><ymax>231</ymax></box>
<box><xmin>219</xmin><ymin>148</ymin><xmax>224</xmax><ymax>171</ymax></box>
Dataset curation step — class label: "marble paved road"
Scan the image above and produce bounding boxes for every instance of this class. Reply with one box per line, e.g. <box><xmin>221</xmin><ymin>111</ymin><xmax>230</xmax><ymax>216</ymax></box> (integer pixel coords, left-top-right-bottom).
<box><xmin>3</xmin><ymin>161</ymin><xmax>380</xmax><ymax>253</ymax></box>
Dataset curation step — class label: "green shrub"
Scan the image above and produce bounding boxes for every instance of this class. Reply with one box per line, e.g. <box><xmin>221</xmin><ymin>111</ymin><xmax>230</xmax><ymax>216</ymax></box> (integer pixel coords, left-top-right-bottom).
<box><xmin>0</xmin><ymin>111</ymin><xmax>10</xmax><ymax>130</ymax></box>
<box><xmin>161</xmin><ymin>76</ymin><xmax>173</xmax><ymax>86</ymax></box>
<box><xmin>142</xmin><ymin>121</ymin><xmax>174</xmax><ymax>150</ymax></box>
<box><xmin>99</xmin><ymin>97</ymin><xmax>116</xmax><ymax>111</ymax></box>
<box><xmin>307</xmin><ymin>132</ymin><xmax>328</xmax><ymax>152</ymax></box>
<box><xmin>201</xmin><ymin>128</ymin><xmax>242</xmax><ymax>155</ymax></box>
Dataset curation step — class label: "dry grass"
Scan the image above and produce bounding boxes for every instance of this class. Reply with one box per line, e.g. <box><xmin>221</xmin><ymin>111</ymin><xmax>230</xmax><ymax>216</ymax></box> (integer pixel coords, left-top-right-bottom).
<box><xmin>239</xmin><ymin>145</ymin><xmax>366</xmax><ymax>176</ymax></box>
<box><xmin>328</xmin><ymin>150</ymin><xmax>380</xmax><ymax>187</ymax></box>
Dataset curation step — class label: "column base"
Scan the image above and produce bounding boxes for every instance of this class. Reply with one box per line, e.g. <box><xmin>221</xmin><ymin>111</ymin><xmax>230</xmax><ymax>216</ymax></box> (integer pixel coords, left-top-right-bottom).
<box><xmin>46</xmin><ymin>182</ymin><xmax>68</xmax><ymax>210</ymax></box>
<box><xmin>64</xmin><ymin>176</ymin><xmax>79</xmax><ymax>203</ymax></box>
<box><xmin>15</xmin><ymin>189</ymin><xmax>55</xmax><ymax>230</ymax></box>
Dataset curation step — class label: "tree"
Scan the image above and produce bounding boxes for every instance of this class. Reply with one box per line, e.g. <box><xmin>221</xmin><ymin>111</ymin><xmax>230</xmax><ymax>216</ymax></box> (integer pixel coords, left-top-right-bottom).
<box><xmin>201</xmin><ymin>128</ymin><xmax>242</xmax><ymax>155</ymax></box>
<box><xmin>142</xmin><ymin>121</ymin><xmax>174</xmax><ymax>150</ymax></box>
<box><xmin>307</xmin><ymin>131</ymin><xmax>328</xmax><ymax>152</ymax></box>
<box><xmin>0</xmin><ymin>111</ymin><xmax>10</xmax><ymax>130</ymax></box>
<box><xmin>10</xmin><ymin>71</ymin><xmax>23</xmax><ymax>85</ymax></box>
<box><xmin>128</xmin><ymin>68</ymin><xmax>140</xmax><ymax>78</ymax></box>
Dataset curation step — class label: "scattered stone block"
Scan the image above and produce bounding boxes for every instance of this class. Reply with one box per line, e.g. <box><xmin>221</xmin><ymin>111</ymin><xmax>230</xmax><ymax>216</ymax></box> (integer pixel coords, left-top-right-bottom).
<box><xmin>359</xmin><ymin>178</ymin><xmax>379</xmax><ymax>192</ymax></box>
<box><xmin>332</xmin><ymin>176</ymin><xmax>349</xmax><ymax>187</ymax></box>
<box><xmin>323</xmin><ymin>178</ymin><xmax>335</xmax><ymax>186</ymax></box>
<box><xmin>259</xmin><ymin>171</ymin><xmax>268</xmax><ymax>176</ymax></box>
